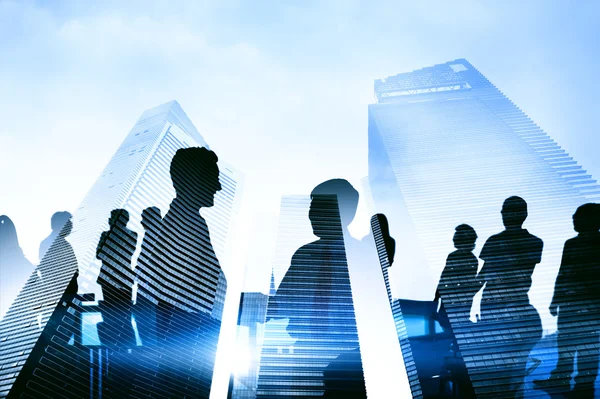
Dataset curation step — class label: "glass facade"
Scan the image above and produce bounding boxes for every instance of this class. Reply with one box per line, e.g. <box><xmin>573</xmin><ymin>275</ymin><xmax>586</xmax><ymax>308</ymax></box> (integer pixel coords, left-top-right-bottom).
<box><xmin>230</xmin><ymin>292</ymin><xmax>270</xmax><ymax>399</ymax></box>
<box><xmin>0</xmin><ymin>101</ymin><xmax>243</xmax><ymax>398</ymax></box>
<box><xmin>256</xmin><ymin>194</ymin><xmax>366</xmax><ymax>398</ymax></box>
<box><xmin>368</xmin><ymin>59</ymin><xmax>600</xmax><ymax>397</ymax></box>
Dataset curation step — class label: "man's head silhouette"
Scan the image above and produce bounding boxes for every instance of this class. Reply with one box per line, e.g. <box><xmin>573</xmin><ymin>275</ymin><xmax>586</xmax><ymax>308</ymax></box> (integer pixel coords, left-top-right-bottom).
<box><xmin>309</xmin><ymin>179</ymin><xmax>359</xmax><ymax>238</ymax></box>
<box><xmin>573</xmin><ymin>203</ymin><xmax>600</xmax><ymax>233</ymax></box>
<box><xmin>51</xmin><ymin>211</ymin><xmax>72</xmax><ymax>233</ymax></box>
<box><xmin>170</xmin><ymin>147</ymin><xmax>221</xmax><ymax>210</ymax></box>
<box><xmin>501</xmin><ymin>196</ymin><xmax>528</xmax><ymax>229</ymax></box>
<box><xmin>59</xmin><ymin>219</ymin><xmax>73</xmax><ymax>238</ymax></box>
<box><xmin>109</xmin><ymin>209</ymin><xmax>129</xmax><ymax>228</ymax></box>
<box><xmin>141</xmin><ymin>207</ymin><xmax>161</xmax><ymax>231</ymax></box>
<box><xmin>453</xmin><ymin>224</ymin><xmax>477</xmax><ymax>251</ymax></box>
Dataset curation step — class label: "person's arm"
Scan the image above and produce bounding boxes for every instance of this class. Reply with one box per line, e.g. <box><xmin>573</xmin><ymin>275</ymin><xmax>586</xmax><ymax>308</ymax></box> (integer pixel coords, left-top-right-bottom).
<box><xmin>435</xmin><ymin>255</ymin><xmax>452</xmax><ymax>302</ymax></box>
<box><xmin>96</xmin><ymin>231</ymin><xmax>107</xmax><ymax>259</ymax></box>
<box><xmin>550</xmin><ymin>241</ymin><xmax>570</xmax><ymax>316</ymax></box>
<box><xmin>477</xmin><ymin>241</ymin><xmax>492</xmax><ymax>285</ymax></box>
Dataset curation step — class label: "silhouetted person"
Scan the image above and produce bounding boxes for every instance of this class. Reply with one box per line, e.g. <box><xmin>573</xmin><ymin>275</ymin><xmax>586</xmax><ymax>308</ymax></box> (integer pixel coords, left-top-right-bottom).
<box><xmin>370</xmin><ymin>213</ymin><xmax>396</xmax><ymax>265</ymax></box>
<box><xmin>430</xmin><ymin>224</ymin><xmax>479</xmax><ymax>398</ymax></box>
<box><xmin>435</xmin><ymin>224</ymin><xmax>481</xmax><ymax>326</ymax></box>
<box><xmin>95</xmin><ymin>209</ymin><xmax>138</xmax><ymax>397</ymax></box>
<box><xmin>362</xmin><ymin>213</ymin><xmax>421</xmax><ymax>398</ymax></box>
<box><xmin>264</xmin><ymin>179</ymin><xmax>367</xmax><ymax>398</ymax></box>
<box><xmin>133</xmin><ymin>206</ymin><xmax>162</xmax><ymax>347</ymax></box>
<box><xmin>478</xmin><ymin>196</ymin><xmax>544</xmax><ymax>397</ymax></box>
<box><xmin>35</xmin><ymin>213</ymin><xmax>78</xmax><ymax>298</ymax></box>
<box><xmin>8</xmin><ymin>214</ymin><xmax>84</xmax><ymax>398</ymax></box>
<box><xmin>39</xmin><ymin>211</ymin><xmax>72</xmax><ymax>263</ymax></box>
<box><xmin>137</xmin><ymin>147</ymin><xmax>224</xmax><ymax>398</ymax></box>
<box><xmin>96</xmin><ymin>209</ymin><xmax>137</xmax><ymax>348</ymax></box>
<box><xmin>534</xmin><ymin>203</ymin><xmax>600</xmax><ymax>398</ymax></box>
<box><xmin>0</xmin><ymin>215</ymin><xmax>34</xmax><ymax>320</ymax></box>
<box><xmin>129</xmin><ymin>207</ymin><xmax>163</xmax><ymax>398</ymax></box>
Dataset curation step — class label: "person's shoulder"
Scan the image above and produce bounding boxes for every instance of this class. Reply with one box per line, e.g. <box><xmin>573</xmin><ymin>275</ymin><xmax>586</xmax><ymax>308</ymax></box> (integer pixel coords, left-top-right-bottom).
<box><xmin>524</xmin><ymin>230</ymin><xmax>543</xmax><ymax>247</ymax></box>
<box><xmin>292</xmin><ymin>240</ymin><xmax>320</xmax><ymax>257</ymax></box>
<box><xmin>480</xmin><ymin>232</ymin><xmax>505</xmax><ymax>259</ymax></box>
<box><xmin>564</xmin><ymin>236</ymin><xmax>578</xmax><ymax>247</ymax></box>
<box><xmin>485</xmin><ymin>231</ymin><xmax>505</xmax><ymax>243</ymax></box>
<box><xmin>448</xmin><ymin>250</ymin><xmax>478</xmax><ymax>262</ymax></box>
<box><xmin>481</xmin><ymin>232</ymin><xmax>504</xmax><ymax>249</ymax></box>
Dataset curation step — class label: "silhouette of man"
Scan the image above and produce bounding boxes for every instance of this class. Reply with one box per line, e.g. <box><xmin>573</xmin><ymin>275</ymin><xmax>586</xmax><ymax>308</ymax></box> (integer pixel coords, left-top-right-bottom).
<box><xmin>140</xmin><ymin>147</ymin><xmax>224</xmax><ymax>398</ymax></box>
<box><xmin>0</xmin><ymin>215</ymin><xmax>34</xmax><ymax>320</ymax></box>
<box><xmin>133</xmin><ymin>206</ymin><xmax>162</xmax><ymax>347</ymax></box>
<box><xmin>534</xmin><ymin>203</ymin><xmax>600</xmax><ymax>398</ymax></box>
<box><xmin>362</xmin><ymin>213</ymin><xmax>423</xmax><ymax>399</ymax></box>
<box><xmin>96</xmin><ymin>209</ymin><xmax>137</xmax><ymax>348</ymax></box>
<box><xmin>39</xmin><ymin>211</ymin><xmax>72</xmax><ymax>263</ymax></box>
<box><xmin>435</xmin><ymin>224</ymin><xmax>481</xmax><ymax>326</ymax></box>
<box><xmin>36</xmin><ymin>214</ymin><xmax>79</xmax><ymax>298</ymax></box>
<box><xmin>478</xmin><ymin>196</ymin><xmax>544</xmax><ymax>397</ymax></box>
<box><xmin>9</xmin><ymin>214</ymin><xmax>83</xmax><ymax>398</ymax></box>
<box><xmin>263</xmin><ymin>179</ymin><xmax>367</xmax><ymax>398</ymax></box>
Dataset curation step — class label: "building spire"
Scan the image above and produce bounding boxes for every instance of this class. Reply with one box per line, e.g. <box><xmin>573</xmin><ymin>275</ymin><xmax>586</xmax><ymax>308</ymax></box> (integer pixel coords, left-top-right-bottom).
<box><xmin>269</xmin><ymin>268</ymin><xmax>276</xmax><ymax>297</ymax></box>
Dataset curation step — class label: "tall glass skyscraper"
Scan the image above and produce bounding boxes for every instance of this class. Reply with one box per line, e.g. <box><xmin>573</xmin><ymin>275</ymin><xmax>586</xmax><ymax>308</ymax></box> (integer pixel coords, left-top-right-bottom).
<box><xmin>368</xmin><ymin>59</ymin><xmax>600</xmax><ymax>397</ymax></box>
<box><xmin>256</xmin><ymin>192</ymin><xmax>367</xmax><ymax>398</ymax></box>
<box><xmin>230</xmin><ymin>291</ymin><xmax>270</xmax><ymax>399</ymax></box>
<box><xmin>0</xmin><ymin>101</ymin><xmax>243</xmax><ymax>398</ymax></box>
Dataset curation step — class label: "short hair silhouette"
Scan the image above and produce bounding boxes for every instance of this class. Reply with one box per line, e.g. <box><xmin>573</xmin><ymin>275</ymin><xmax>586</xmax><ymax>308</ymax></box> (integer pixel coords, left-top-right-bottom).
<box><xmin>141</xmin><ymin>206</ymin><xmax>161</xmax><ymax>228</ymax></box>
<box><xmin>50</xmin><ymin>211</ymin><xmax>72</xmax><ymax>232</ymax></box>
<box><xmin>109</xmin><ymin>209</ymin><xmax>129</xmax><ymax>227</ymax></box>
<box><xmin>453</xmin><ymin>224</ymin><xmax>477</xmax><ymax>251</ymax></box>
<box><xmin>170</xmin><ymin>147</ymin><xmax>220</xmax><ymax>208</ymax></box>
<box><xmin>59</xmin><ymin>219</ymin><xmax>73</xmax><ymax>238</ymax></box>
<box><xmin>573</xmin><ymin>203</ymin><xmax>600</xmax><ymax>233</ymax></box>
<box><xmin>310</xmin><ymin>179</ymin><xmax>359</xmax><ymax>228</ymax></box>
<box><xmin>501</xmin><ymin>196</ymin><xmax>528</xmax><ymax>228</ymax></box>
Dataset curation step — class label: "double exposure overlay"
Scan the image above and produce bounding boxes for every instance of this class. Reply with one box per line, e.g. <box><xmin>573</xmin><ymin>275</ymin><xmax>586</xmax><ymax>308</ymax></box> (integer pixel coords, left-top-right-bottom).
<box><xmin>1</xmin><ymin>56</ymin><xmax>599</xmax><ymax>399</ymax></box>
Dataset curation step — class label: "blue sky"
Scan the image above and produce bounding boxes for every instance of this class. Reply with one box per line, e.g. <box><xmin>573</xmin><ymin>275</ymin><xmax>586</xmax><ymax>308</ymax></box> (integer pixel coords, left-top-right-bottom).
<box><xmin>2</xmin><ymin>0</ymin><xmax>600</xmax><ymax>268</ymax></box>
<box><xmin>1</xmin><ymin>1</ymin><xmax>600</xmax><ymax>397</ymax></box>
<box><xmin>2</xmin><ymin>0</ymin><xmax>600</xmax><ymax>308</ymax></box>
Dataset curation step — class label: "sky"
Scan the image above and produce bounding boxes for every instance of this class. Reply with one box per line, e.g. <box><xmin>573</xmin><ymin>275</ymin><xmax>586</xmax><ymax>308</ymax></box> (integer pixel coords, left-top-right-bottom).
<box><xmin>1</xmin><ymin>0</ymin><xmax>600</xmax><ymax>396</ymax></box>
<box><xmin>2</xmin><ymin>0</ymin><xmax>600</xmax><ymax>272</ymax></box>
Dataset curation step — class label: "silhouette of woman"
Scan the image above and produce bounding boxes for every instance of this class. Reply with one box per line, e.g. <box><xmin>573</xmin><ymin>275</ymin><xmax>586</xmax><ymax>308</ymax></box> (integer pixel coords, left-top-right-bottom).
<box><xmin>435</xmin><ymin>224</ymin><xmax>481</xmax><ymax>327</ymax></box>
<box><xmin>0</xmin><ymin>215</ymin><xmax>34</xmax><ymax>319</ymax></box>
<box><xmin>96</xmin><ymin>209</ymin><xmax>137</xmax><ymax>348</ymax></box>
<box><xmin>133</xmin><ymin>206</ymin><xmax>162</xmax><ymax>347</ymax></box>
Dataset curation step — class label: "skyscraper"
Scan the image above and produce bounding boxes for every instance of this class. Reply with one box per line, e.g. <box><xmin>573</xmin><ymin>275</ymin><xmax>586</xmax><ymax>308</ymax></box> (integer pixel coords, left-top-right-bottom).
<box><xmin>230</xmin><ymin>291</ymin><xmax>270</xmax><ymax>399</ymax></box>
<box><xmin>270</xmin><ymin>195</ymin><xmax>314</xmax><ymax>288</ymax></box>
<box><xmin>368</xmin><ymin>59</ymin><xmax>600</xmax><ymax>397</ymax></box>
<box><xmin>0</xmin><ymin>101</ymin><xmax>243</xmax><ymax>398</ymax></box>
<box><xmin>256</xmin><ymin>190</ymin><xmax>367</xmax><ymax>398</ymax></box>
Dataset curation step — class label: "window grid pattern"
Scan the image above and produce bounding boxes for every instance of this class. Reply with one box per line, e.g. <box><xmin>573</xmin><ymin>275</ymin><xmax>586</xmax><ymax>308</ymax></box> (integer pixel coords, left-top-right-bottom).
<box><xmin>368</xmin><ymin>59</ymin><xmax>600</xmax><ymax>398</ymax></box>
